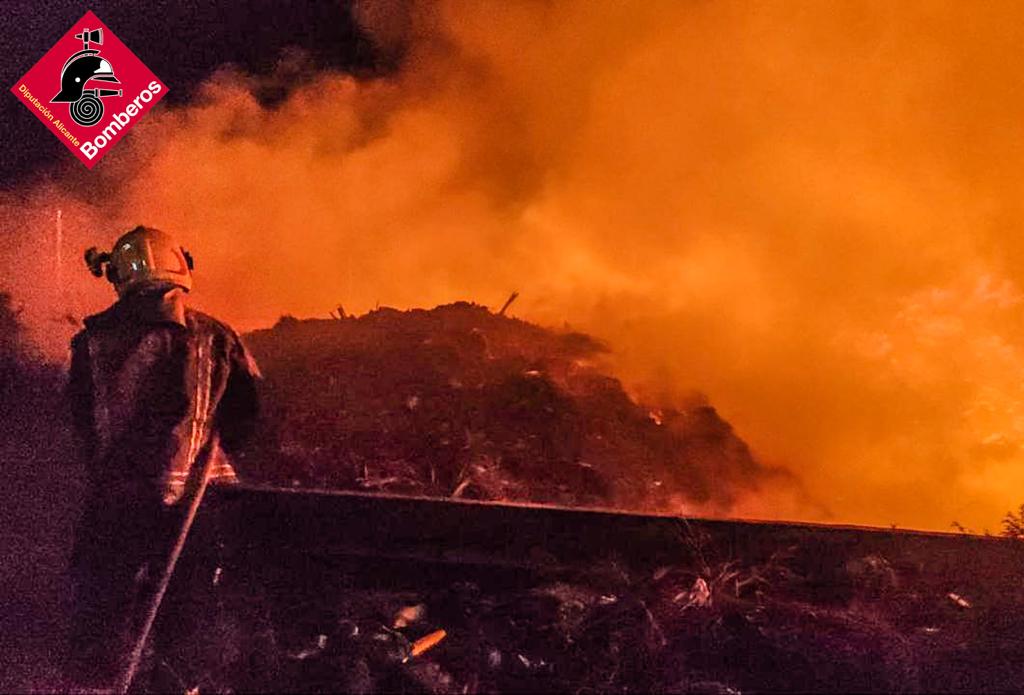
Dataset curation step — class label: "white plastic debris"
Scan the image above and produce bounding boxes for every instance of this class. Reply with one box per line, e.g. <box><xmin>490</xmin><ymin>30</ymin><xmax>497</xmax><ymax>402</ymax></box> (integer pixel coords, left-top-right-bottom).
<box><xmin>289</xmin><ymin>633</ymin><xmax>329</xmax><ymax>660</ymax></box>
<box><xmin>393</xmin><ymin>603</ymin><xmax>427</xmax><ymax>629</ymax></box>
<box><xmin>673</xmin><ymin>577</ymin><xmax>712</xmax><ymax>609</ymax></box>
<box><xmin>947</xmin><ymin>592</ymin><xmax>972</xmax><ymax>609</ymax></box>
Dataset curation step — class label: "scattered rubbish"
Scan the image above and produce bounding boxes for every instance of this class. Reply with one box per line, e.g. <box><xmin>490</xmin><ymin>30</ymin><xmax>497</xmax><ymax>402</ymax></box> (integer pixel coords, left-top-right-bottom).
<box><xmin>845</xmin><ymin>554</ymin><xmax>898</xmax><ymax>595</ymax></box>
<box><xmin>947</xmin><ymin>592</ymin><xmax>972</xmax><ymax>609</ymax></box>
<box><xmin>405</xmin><ymin>629</ymin><xmax>448</xmax><ymax>661</ymax></box>
<box><xmin>368</xmin><ymin>626</ymin><xmax>413</xmax><ymax>663</ymax></box>
<box><xmin>393</xmin><ymin>604</ymin><xmax>427</xmax><ymax>629</ymax></box>
<box><xmin>403</xmin><ymin>660</ymin><xmax>454</xmax><ymax>693</ymax></box>
<box><xmin>47</xmin><ymin>512</ymin><xmax>1024</xmax><ymax>693</ymax></box>
<box><xmin>674</xmin><ymin>577</ymin><xmax>712</xmax><ymax>609</ymax></box>
<box><xmin>288</xmin><ymin>633</ymin><xmax>328</xmax><ymax>661</ymax></box>
<box><xmin>514</xmin><ymin>653</ymin><xmax>550</xmax><ymax>671</ymax></box>
<box><xmin>679</xmin><ymin>681</ymin><xmax>743</xmax><ymax>695</ymax></box>
<box><xmin>338</xmin><ymin>619</ymin><xmax>360</xmax><ymax>639</ymax></box>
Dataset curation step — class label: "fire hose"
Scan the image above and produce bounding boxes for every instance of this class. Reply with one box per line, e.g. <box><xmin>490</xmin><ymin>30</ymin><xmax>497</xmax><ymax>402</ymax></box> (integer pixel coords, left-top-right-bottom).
<box><xmin>115</xmin><ymin>456</ymin><xmax>218</xmax><ymax>694</ymax></box>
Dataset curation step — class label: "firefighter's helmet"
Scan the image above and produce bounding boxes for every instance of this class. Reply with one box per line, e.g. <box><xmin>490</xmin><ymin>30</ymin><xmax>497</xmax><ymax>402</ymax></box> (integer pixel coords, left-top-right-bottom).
<box><xmin>52</xmin><ymin>51</ymin><xmax>120</xmax><ymax>103</ymax></box>
<box><xmin>85</xmin><ymin>226</ymin><xmax>194</xmax><ymax>296</ymax></box>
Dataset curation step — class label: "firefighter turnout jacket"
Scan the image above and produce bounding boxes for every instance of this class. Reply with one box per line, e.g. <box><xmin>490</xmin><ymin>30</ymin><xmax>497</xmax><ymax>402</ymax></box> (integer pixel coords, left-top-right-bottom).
<box><xmin>68</xmin><ymin>287</ymin><xmax>260</xmax><ymax>504</ymax></box>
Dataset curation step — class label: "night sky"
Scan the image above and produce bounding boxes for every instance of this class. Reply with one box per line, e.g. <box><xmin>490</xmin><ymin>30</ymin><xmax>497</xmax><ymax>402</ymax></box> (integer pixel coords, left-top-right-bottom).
<box><xmin>1</xmin><ymin>1</ymin><xmax>385</xmax><ymax>188</ymax></box>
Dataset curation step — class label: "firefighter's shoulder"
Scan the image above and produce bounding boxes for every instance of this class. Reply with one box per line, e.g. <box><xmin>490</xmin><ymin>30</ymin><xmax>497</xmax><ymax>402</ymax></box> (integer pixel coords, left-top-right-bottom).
<box><xmin>78</xmin><ymin>303</ymin><xmax>120</xmax><ymax>333</ymax></box>
<box><xmin>184</xmin><ymin>308</ymin><xmax>249</xmax><ymax>350</ymax></box>
<box><xmin>184</xmin><ymin>309</ymin><xmax>261</xmax><ymax>376</ymax></box>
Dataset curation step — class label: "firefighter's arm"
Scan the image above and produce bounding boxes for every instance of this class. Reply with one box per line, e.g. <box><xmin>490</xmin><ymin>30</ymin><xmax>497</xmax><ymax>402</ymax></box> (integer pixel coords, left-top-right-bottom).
<box><xmin>155</xmin><ymin>331</ymin><xmax>198</xmax><ymax>506</ymax></box>
<box><xmin>66</xmin><ymin>332</ymin><xmax>96</xmax><ymax>465</ymax></box>
<box><xmin>217</xmin><ymin>334</ymin><xmax>261</xmax><ymax>455</ymax></box>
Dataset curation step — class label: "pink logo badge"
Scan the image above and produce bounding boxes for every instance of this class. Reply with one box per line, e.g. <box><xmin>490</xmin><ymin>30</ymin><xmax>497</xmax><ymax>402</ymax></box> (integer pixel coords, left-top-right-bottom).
<box><xmin>10</xmin><ymin>11</ymin><xmax>168</xmax><ymax>168</ymax></box>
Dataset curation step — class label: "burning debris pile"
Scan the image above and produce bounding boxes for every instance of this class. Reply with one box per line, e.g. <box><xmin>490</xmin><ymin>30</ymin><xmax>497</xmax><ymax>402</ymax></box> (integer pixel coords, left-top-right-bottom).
<box><xmin>240</xmin><ymin>301</ymin><xmax>770</xmax><ymax>513</ymax></box>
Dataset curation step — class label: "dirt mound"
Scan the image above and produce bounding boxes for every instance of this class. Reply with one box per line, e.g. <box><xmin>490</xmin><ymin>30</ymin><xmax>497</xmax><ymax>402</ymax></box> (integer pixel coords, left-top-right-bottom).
<box><xmin>241</xmin><ymin>301</ymin><xmax>773</xmax><ymax>513</ymax></box>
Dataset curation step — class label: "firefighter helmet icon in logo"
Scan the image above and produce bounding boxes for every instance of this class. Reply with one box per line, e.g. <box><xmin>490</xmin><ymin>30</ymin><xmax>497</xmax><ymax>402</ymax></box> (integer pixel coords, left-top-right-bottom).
<box><xmin>50</xmin><ymin>27</ymin><xmax>122</xmax><ymax>127</ymax></box>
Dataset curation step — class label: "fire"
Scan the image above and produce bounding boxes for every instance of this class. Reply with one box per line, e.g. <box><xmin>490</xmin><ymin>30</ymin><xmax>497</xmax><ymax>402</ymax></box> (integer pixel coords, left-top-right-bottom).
<box><xmin>4</xmin><ymin>0</ymin><xmax>1024</xmax><ymax>531</ymax></box>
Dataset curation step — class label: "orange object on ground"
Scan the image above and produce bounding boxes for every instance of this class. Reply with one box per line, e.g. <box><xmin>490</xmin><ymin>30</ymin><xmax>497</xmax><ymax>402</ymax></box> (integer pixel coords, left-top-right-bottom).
<box><xmin>410</xmin><ymin>629</ymin><xmax>447</xmax><ymax>659</ymax></box>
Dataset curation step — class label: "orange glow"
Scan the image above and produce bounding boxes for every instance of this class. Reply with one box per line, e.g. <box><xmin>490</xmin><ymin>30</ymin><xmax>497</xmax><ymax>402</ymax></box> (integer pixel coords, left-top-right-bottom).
<box><xmin>5</xmin><ymin>0</ymin><xmax>1024</xmax><ymax>531</ymax></box>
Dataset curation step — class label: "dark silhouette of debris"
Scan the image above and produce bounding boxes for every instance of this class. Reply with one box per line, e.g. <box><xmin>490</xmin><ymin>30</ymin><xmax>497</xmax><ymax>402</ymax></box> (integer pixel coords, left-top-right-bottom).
<box><xmin>239</xmin><ymin>301</ymin><xmax>772</xmax><ymax>514</ymax></box>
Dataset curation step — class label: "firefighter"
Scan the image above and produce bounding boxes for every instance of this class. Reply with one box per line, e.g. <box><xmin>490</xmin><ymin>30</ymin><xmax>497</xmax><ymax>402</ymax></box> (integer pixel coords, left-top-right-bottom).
<box><xmin>65</xmin><ymin>225</ymin><xmax>260</xmax><ymax>689</ymax></box>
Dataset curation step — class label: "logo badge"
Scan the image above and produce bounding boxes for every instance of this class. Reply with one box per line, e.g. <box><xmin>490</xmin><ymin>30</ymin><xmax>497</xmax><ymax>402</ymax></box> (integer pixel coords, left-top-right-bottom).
<box><xmin>10</xmin><ymin>11</ymin><xmax>168</xmax><ymax>169</ymax></box>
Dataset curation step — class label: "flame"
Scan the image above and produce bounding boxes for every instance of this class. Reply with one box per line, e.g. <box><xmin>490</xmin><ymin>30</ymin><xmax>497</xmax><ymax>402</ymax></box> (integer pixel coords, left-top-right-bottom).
<box><xmin>5</xmin><ymin>0</ymin><xmax>1024</xmax><ymax>531</ymax></box>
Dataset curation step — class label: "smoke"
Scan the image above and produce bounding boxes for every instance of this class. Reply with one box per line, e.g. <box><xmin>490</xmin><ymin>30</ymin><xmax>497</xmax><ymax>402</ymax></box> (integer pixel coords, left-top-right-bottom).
<box><xmin>6</xmin><ymin>0</ymin><xmax>1024</xmax><ymax>530</ymax></box>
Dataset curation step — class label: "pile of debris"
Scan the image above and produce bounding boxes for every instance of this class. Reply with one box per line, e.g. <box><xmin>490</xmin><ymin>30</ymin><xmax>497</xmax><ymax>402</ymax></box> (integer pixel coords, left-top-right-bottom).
<box><xmin>158</xmin><ymin>517</ymin><xmax>1024</xmax><ymax>694</ymax></box>
<box><xmin>240</xmin><ymin>302</ymin><xmax>772</xmax><ymax>513</ymax></box>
